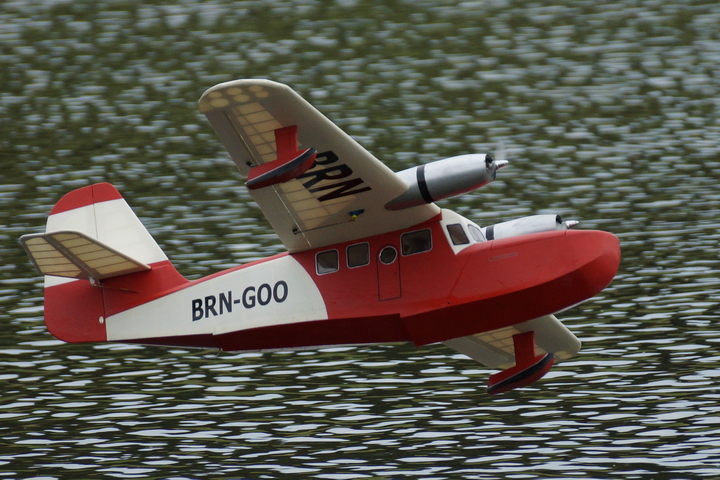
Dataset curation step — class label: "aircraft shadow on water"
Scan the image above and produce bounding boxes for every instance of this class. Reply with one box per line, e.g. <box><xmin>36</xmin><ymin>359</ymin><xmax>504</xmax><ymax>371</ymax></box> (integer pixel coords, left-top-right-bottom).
<box><xmin>20</xmin><ymin>79</ymin><xmax>620</xmax><ymax>395</ymax></box>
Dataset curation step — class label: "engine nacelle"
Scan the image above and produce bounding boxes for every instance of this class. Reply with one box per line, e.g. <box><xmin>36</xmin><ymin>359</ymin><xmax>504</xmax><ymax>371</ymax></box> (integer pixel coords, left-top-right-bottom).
<box><xmin>483</xmin><ymin>215</ymin><xmax>578</xmax><ymax>240</ymax></box>
<box><xmin>385</xmin><ymin>154</ymin><xmax>507</xmax><ymax>210</ymax></box>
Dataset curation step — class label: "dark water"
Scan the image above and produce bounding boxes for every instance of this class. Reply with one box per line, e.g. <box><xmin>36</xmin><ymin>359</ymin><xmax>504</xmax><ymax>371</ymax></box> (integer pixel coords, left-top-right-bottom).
<box><xmin>3</xmin><ymin>1</ymin><xmax>720</xmax><ymax>478</ymax></box>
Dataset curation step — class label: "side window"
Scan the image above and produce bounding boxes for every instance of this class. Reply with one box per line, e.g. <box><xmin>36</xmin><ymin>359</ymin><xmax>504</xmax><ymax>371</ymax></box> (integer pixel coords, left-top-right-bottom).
<box><xmin>379</xmin><ymin>246</ymin><xmax>398</xmax><ymax>264</ymax></box>
<box><xmin>401</xmin><ymin>229</ymin><xmax>432</xmax><ymax>255</ymax></box>
<box><xmin>468</xmin><ymin>224</ymin><xmax>486</xmax><ymax>242</ymax></box>
<box><xmin>316</xmin><ymin>250</ymin><xmax>339</xmax><ymax>275</ymax></box>
<box><xmin>447</xmin><ymin>224</ymin><xmax>470</xmax><ymax>245</ymax></box>
<box><xmin>347</xmin><ymin>243</ymin><xmax>369</xmax><ymax>268</ymax></box>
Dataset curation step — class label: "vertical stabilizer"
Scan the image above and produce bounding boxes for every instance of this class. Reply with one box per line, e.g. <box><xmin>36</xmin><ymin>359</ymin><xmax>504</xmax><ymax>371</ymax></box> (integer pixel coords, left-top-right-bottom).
<box><xmin>22</xmin><ymin>183</ymin><xmax>188</xmax><ymax>343</ymax></box>
<box><xmin>45</xmin><ymin>183</ymin><xmax>168</xmax><ymax>265</ymax></box>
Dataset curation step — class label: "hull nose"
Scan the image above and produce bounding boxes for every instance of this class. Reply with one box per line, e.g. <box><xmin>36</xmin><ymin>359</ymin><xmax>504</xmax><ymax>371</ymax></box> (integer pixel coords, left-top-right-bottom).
<box><xmin>464</xmin><ymin>229</ymin><xmax>620</xmax><ymax>305</ymax></box>
<box><xmin>405</xmin><ymin>229</ymin><xmax>620</xmax><ymax>346</ymax></box>
<box><xmin>562</xmin><ymin>229</ymin><xmax>621</xmax><ymax>300</ymax></box>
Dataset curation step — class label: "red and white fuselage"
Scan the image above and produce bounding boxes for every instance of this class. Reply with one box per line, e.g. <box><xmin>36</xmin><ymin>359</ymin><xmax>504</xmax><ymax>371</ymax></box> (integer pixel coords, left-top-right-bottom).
<box><xmin>31</xmin><ymin>184</ymin><xmax>618</xmax><ymax>356</ymax></box>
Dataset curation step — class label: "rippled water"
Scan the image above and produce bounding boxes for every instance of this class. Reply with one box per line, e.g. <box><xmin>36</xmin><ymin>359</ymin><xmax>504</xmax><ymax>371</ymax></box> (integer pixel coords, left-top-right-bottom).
<box><xmin>3</xmin><ymin>1</ymin><xmax>720</xmax><ymax>478</ymax></box>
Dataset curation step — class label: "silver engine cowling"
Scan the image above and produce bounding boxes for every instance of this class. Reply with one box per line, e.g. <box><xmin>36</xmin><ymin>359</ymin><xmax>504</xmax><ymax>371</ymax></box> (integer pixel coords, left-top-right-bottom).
<box><xmin>483</xmin><ymin>215</ymin><xmax>579</xmax><ymax>240</ymax></box>
<box><xmin>385</xmin><ymin>154</ymin><xmax>507</xmax><ymax>210</ymax></box>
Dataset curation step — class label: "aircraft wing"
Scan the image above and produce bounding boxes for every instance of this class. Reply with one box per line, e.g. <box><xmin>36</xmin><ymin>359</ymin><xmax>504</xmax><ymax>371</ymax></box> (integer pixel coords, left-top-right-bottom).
<box><xmin>443</xmin><ymin>315</ymin><xmax>581</xmax><ymax>370</ymax></box>
<box><xmin>199</xmin><ymin>79</ymin><xmax>440</xmax><ymax>253</ymax></box>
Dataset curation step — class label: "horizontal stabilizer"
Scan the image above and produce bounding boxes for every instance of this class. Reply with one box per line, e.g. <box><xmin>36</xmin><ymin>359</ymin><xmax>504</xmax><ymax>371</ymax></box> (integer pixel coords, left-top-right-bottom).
<box><xmin>20</xmin><ymin>230</ymin><xmax>150</xmax><ymax>280</ymax></box>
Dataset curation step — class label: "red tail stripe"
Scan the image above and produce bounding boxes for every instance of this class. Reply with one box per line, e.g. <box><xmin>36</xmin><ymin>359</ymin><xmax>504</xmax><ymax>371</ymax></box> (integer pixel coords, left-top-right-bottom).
<box><xmin>50</xmin><ymin>183</ymin><xmax>123</xmax><ymax>215</ymax></box>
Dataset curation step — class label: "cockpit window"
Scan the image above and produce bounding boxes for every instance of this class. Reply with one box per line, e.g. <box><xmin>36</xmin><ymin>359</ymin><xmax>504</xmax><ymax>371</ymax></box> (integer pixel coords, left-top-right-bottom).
<box><xmin>447</xmin><ymin>224</ymin><xmax>470</xmax><ymax>245</ymax></box>
<box><xmin>468</xmin><ymin>224</ymin><xmax>485</xmax><ymax>242</ymax></box>
<box><xmin>316</xmin><ymin>250</ymin><xmax>339</xmax><ymax>274</ymax></box>
<box><xmin>401</xmin><ymin>229</ymin><xmax>432</xmax><ymax>255</ymax></box>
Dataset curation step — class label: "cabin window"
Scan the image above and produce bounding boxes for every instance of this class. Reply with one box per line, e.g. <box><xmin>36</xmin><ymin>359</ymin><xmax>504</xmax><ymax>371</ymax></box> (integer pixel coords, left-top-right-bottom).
<box><xmin>316</xmin><ymin>250</ymin><xmax>339</xmax><ymax>275</ymax></box>
<box><xmin>347</xmin><ymin>243</ymin><xmax>370</xmax><ymax>268</ymax></box>
<box><xmin>379</xmin><ymin>246</ymin><xmax>398</xmax><ymax>265</ymax></box>
<box><xmin>468</xmin><ymin>224</ymin><xmax>486</xmax><ymax>242</ymax></box>
<box><xmin>401</xmin><ymin>229</ymin><xmax>432</xmax><ymax>256</ymax></box>
<box><xmin>447</xmin><ymin>224</ymin><xmax>470</xmax><ymax>245</ymax></box>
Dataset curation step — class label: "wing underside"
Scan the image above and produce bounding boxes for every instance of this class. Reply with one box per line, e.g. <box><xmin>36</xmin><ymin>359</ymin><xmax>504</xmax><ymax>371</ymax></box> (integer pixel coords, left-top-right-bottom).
<box><xmin>199</xmin><ymin>79</ymin><xmax>439</xmax><ymax>252</ymax></box>
<box><xmin>443</xmin><ymin>315</ymin><xmax>581</xmax><ymax>370</ymax></box>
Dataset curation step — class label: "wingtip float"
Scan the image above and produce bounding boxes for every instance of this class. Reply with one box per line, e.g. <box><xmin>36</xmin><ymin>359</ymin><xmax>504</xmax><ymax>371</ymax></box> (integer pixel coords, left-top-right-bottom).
<box><xmin>20</xmin><ymin>79</ymin><xmax>620</xmax><ymax>395</ymax></box>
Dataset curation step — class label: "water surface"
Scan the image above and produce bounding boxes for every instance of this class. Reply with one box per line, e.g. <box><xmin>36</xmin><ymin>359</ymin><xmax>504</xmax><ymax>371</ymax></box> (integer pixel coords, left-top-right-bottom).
<box><xmin>2</xmin><ymin>1</ymin><xmax>720</xmax><ymax>478</ymax></box>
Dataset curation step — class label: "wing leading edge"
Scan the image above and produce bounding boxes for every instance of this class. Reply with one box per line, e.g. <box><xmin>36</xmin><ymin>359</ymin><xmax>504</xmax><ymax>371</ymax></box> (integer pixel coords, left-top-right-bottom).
<box><xmin>199</xmin><ymin>79</ymin><xmax>440</xmax><ymax>253</ymax></box>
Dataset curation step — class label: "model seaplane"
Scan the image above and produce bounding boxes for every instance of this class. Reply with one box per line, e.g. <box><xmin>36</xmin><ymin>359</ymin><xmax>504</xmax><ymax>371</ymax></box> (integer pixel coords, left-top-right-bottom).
<box><xmin>20</xmin><ymin>79</ymin><xmax>620</xmax><ymax>394</ymax></box>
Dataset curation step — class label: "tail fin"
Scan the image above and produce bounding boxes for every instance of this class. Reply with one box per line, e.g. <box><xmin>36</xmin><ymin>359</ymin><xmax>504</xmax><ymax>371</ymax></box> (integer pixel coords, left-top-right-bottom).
<box><xmin>20</xmin><ymin>183</ymin><xmax>188</xmax><ymax>343</ymax></box>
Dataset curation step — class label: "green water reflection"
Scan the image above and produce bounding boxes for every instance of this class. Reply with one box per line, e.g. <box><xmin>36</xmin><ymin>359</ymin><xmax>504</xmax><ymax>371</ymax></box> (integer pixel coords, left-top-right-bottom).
<box><xmin>2</xmin><ymin>0</ymin><xmax>720</xmax><ymax>478</ymax></box>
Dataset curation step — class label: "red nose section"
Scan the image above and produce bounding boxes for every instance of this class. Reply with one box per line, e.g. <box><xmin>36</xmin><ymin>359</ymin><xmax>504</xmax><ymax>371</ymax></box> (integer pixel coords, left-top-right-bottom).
<box><xmin>405</xmin><ymin>229</ymin><xmax>620</xmax><ymax>345</ymax></box>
